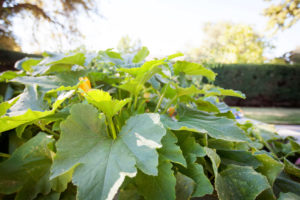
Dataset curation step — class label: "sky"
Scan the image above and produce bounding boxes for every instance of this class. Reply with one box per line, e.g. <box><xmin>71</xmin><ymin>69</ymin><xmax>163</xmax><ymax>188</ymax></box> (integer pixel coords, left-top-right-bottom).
<box><xmin>16</xmin><ymin>0</ymin><xmax>300</xmax><ymax>58</ymax></box>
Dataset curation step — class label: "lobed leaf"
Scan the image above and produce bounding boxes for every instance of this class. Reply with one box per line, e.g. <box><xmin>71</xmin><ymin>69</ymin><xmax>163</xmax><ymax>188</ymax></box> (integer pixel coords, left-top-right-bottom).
<box><xmin>135</xmin><ymin>158</ymin><xmax>176</xmax><ymax>200</ymax></box>
<box><xmin>173</xmin><ymin>61</ymin><xmax>216</xmax><ymax>81</ymax></box>
<box><xmin>255</xmin><ymin>153</ymin><xmax>284</xmax><ymax>185</ymax></box>
<box><xmin>158</xmin><ymin>130</ymin><xmax>187</xmax><ymax>167</ymax></box>
<box><xmin>0</xmin><ymin>90</ymin><xmax>74</xmax><ymax>133</ymax></box>
<box><xmin>0</xmin><ymin>133</ymin><xmax>54</xmax><ymax>200</ymax></box>
<box><xmin>85</xmin><ymin>89</ymin><xmax>131</xmax><ymax>118</ymax></box>
<box><xmin>215</xmin><ymin>165</ymin><xmax>270</xmax><ymax>200</ymax></box>
<box><xmin>132</xmin><ymin>46</ymin><xmax>150</xmax><ymax>63</ymax></box>
<box><xmin>162</xmin><ymin>105</ymin><xmax>250</xmax><ymax>142</ymax></box>
<box><xmin>51</xmin><ymin>103</ymin><xmax>166</xmax><ymax>200</ymax></box>
<box><xmin>175</xmin><ymin>173</ymin><xmax>195</xmax><ymax>200</ymax></box>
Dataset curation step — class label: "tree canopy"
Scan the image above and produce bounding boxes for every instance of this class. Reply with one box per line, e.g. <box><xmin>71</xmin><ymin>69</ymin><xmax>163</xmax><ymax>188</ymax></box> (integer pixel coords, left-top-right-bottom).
<box><xmin>117</xmin><ymin>35</ymin><xmax>142</xmax><ymax>54</ymax></box>
<box><xmin>264</xmin><ymin>0</ymin><xmax>300</xmax><ymax>31</ymax></box>
<box><xmin>187</xmin><ymin>22</ymin><xmax>273</xmax><ymax>64</ymax></box>
<box><xmin>0</xmin><ymin>0</ymin><xmax>98</xmax><ymax>51</ymax></box>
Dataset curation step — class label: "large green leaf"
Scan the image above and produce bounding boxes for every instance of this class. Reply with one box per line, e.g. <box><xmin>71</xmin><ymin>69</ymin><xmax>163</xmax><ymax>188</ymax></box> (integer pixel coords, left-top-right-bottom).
<box><xmin>176</xmin><ymin>134</ymin><xmax>206</xmax><ymax>160</ymax></box>
<box><xmin>162</xmin><ymin>106</ymin><xmax>249</xmax><ymax>142</ymax></box>
<box><xmin>0</xmin><ymin>70</ymin><xmax>24</xmax><ymax>82</ymax></box>
<box><xmin>180</xmin><ymin>162</ymin><xmax>213</xmax><ymax>197</ymax></box>
<box><xmin>7</xmin><ymin>85</ymin><xmax>46</xmax><ymax>116</ymax></box>
<box><xmin>135</xmin><ymin>158</ymin><xmax>176</xmax><ymax>200</ymax></box>
<box><xmin>11</xmin><ymin>71</ymin><xmax>85</xmax><ymax>92</ymax></box>
<box><xmin>51</xmin><ymin>103</ymin><xmax>166</xmax><ymax>200</ymax></box>
<box><xmin>215</xmin><ymin>165</ymin><xmax>270</xmax><ymax>200</ymax></box>
<box><xmin>0</xmin><ymin>90</ymin><xmax>74</xmax><ymax>133</ymax></box>
<box><xmin>167</xmin><ymin>52</ymin><xmax>184</xmax><ymax>60</ymax></box>
<box><xmin>118</xmin><ymin>60</ymin><xmax>164</xmax><ymax>77</ymax></box>
<box><xmin>118</xmin><ymin>60</ymin><xmax>165</xmax><ymax>96</ymax></box>
<box><xmin>284</xmin><ymin>158</ymin><xmax>300</xmax><ymax>178</ymax></box>
<box><xmin>278</xmin><ymin>192</ymin><xmax>300</xmax><ymax>200</ymax></box>
<box><xmin>205</xmin><ymin>147</ymin><xmax>221</xmax><ymax>175</ymax></box>
<box><xmin>132</xmin><ymin>46</ymin><xmax>149</xmax><ymax>63</ymax></box>
<box><xmin>14</xmin><ymin>57</ymin><xmax>41</xmax><ymax>72</ymax></box>
<box><xmin>47</xmin><ymin>53</ymin><xmax>85</xmax><ymax>66</ymax></box>
<box><xmin>175</xmin><ymin>134</ymin><xmax>213</xmax><ymax>197</ymax></box>
<box><xmin>50</xmin><ymin>168</ymin><xmax>74</xmax><ymax>193</ymax></box>
<box><xmin>22</xmin><ymin>53</ymin><xmax>86</xmax><ymax>75</ymax></box>
<box><xmin>34</xmin><ymin>191</ymin><xmax>60</xmax><ymax>200</ymax></box>
<box><xmin>255</xmin><ymin>153</ymin><xmax>284</xmax><ymax>185</ymax></box>
<box><xmin>105</xmin><ymin>49</ymin><xmax>123</xmax><ymax>60</ymax></box>
<box><xmin>205</xmin><ymin>87</ymin><xmax>245</xmax><ymax>99</ymax></box>
<box><xmin>0</xmin><ymin>96</ymin><xmax>19</xmax><ymax>116</ymax></box>
<box><xmin>158</xmin><ymin>130</ymin><xmax>187</xmax><ymax>167</ymax></box>
<box><xmin>173</xmin><ymin>61</ymin><xmax>216</xmax><ymax>81</ymax></box>
<box><xmin>176</xmin><ymin>85</ymin><xmax>205</xmax><ymax>97</ymax></box>
<box><xmin>274</xmin><ymin>172</ymin><xmax>300</xmax><ymax>196</ymax></box>
<box><xmin>175</xmin><ymin>173</ymin><xmax>195</xmax><ymax>200</ymax></box>
<box><xmin>118</xmin><ymin>79</ymin><xmax>143</xmax><ymax>96</ymax></box>
<box><xmin>164</xmin><ymin>84</ymin><xmax>205</xmax><ymax>100</ymax></box>
<box><xmin>218</xmin><ymin>150</ymin><xmax>262</xmax><ymax>169</ymax></box>
<box><xmin>0</xmin><ymin>132</ymin><xmax>54</xmax><ymax>200</ymax></box>
<box><xmin>194</xmin><ymin>98</ymin><xmax>219</xmax><ymax>113</ymax></box>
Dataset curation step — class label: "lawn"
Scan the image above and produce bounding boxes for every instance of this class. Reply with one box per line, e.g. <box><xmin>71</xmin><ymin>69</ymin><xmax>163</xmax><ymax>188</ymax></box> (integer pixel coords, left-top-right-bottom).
<box><xmin>241</xmin><ymin>107</ymin><xmax>300</xmax><ymax>125</ymax></box>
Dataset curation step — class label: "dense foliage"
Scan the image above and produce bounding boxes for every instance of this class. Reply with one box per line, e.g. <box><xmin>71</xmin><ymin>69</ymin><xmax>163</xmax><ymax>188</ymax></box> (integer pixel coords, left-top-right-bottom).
<box><xmin>0</xmin><ymin>0</ymin><xmax>97</xmax><ymax>51</ymax></box>
<box><xmin>187</xmin><ymin>22</ymin><xmax>272</xmax><ymax>64</ymax></box>
<box><xmin>0</xmin><ymin>48</ymin><xmax>300</xmax><ymax>200</ymax></box>
<box><xmin>209</xmin><ymin>64</ymin><xmax>300</xmax><ymax>107</ymax></box>
<box><xmin>264</xmin><ymin>0</ymin><xmax>300</xmax><ymax>31</ymax></box>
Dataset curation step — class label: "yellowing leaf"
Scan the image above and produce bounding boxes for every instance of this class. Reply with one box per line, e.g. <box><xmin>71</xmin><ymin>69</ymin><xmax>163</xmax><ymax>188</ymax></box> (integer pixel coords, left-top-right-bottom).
<box><xmin>85</xmin><ymin>89</ymin><xmax>130</xmax><ymax>118</ymax></box>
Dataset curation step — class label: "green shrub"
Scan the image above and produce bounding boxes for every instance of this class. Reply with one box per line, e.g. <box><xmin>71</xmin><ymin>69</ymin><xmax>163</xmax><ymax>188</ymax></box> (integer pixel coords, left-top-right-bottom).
<box><xmin>0</xmin><ymin>49</ymin><xmax>300</xmax><ymax>200</ymax></box>
<box><xmin>209</xmin><ymin>64</ymin><xmax>300</xmax><ymax>107</ymax></box>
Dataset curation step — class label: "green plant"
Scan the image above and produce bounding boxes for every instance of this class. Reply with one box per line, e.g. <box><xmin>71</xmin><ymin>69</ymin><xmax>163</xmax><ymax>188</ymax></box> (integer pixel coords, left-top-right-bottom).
<box><xmin>208</xmin><ymin>64</ymin><xmax>300</xmax><ymax>107</ymax></box>
<box><xmin>0</xmin><ymin>47</ymin><xmax>299</xmax><ymax>200</ymax></box>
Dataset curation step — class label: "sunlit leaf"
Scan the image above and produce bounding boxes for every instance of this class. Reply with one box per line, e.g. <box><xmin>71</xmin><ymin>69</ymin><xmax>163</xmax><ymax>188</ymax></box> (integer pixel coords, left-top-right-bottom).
<box><xmin>51</xmin><ymin>103</ymin><xmax>166</xmax><ymax>200</ymax></box>
<box><xmin>161</xmin><ymin>106</ymin><xmax>250</xmax><ymax>142</ymax></box>
<box><xmin>173</xmin><ymin>61</ymin><xmax>216</xmax><ymax>81</ymax></box>
<box><xmin>167</xmin><ymin>52</ymin><xmax>184</xmax><ymax>60</ymax></box>
<box><xmin>0</xmin><ymin>90</ymin><xmax>74</xmax><ymax>133</ymax></box>
<box><xmin>205</xmin><ymin>87</ymin><xmax>246</xmax><ymax>99</ymax></box>
<box><xmin>85</xmin><ymin>89</ymin><xmax>131</xmax><ymax>118</ymax></box>
<box><xmin>132</xmin><ymin>46</ymin><xmax>149</xmax><ymax>63</ymax></box>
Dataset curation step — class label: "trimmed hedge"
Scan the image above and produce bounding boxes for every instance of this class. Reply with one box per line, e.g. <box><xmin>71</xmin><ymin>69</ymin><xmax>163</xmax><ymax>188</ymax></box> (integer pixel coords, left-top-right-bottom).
<box><xmin>209</xmin><ymin>64</ymin><xmax>300</xmax><ymax>107</ymax></box>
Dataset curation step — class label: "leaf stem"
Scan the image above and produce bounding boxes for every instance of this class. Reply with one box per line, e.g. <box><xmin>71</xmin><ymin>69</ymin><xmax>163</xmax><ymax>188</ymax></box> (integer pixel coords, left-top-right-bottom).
<box><xmin>128</xmin><ymin>94</ymin><xmax>133</xmax><ymax>109</ymax></box>
<box><xmin>36</xmin><ymin>122</ymin><xmax>59</xmax><ymax>138</ymax></box>
<box><xmin>108</xmin><ymin>117</ymin><xmax>117</xmax><ymax>140</ymax></box>
<box><xmin>133</xmin><ymin>94</ymin><xmax>138</xmax><ymax>109</ymax></box>
<box><xmin>154</xmin><ymin>83</ymin><xmax>169</xmax><ymax>113</ymax></box>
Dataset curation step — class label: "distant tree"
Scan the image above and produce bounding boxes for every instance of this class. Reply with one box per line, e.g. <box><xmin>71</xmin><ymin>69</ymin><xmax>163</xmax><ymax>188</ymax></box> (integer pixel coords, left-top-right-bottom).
<box><xmin>0</xmin><ymin>0</ymin><xmax>98</xmax><ymax>51</ymax></box>
<box><xmin>117</xmin><ymin>35</ymin><xmax>142</xmax><ymax>54</ymax></box>
<box><xmin>187</xmin><ymin>22</ymin><xmax>273</xmax><ymax>64</ymax></box>
<box><xmin>264</xmin><ymin>0</ymin><xmax>300</xmax><ymax>31</ymax></box>
<box><xmin>283</xmin><ymin>46</ymin><xmax>300</xmax><ymax>64</ymax></box>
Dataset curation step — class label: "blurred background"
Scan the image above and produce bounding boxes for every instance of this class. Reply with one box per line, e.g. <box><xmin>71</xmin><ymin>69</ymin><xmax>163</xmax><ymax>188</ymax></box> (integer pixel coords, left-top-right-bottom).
<box><xmin>1</xmin><ymin>0</ymin><xmax>300</xmax><ymax>129</ymax></box>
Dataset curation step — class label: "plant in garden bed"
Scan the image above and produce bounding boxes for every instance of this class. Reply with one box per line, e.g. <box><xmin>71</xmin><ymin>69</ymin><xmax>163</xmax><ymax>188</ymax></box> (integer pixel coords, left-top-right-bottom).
<box><xmin>0</xmin><ymin>47</ymin><xmax>300</xmax><ymax>200</ymax></box>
